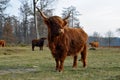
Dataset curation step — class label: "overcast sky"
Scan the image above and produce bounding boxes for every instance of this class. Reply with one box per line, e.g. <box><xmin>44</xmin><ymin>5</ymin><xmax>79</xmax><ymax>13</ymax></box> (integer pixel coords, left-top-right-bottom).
<box><xmin>8</xmin><ymin>0</ymin><xmax>120</xmax><ymax>37</ymax></box>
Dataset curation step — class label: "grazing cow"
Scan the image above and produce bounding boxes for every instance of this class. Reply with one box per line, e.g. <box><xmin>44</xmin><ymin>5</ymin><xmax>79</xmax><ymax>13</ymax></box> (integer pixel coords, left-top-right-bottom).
<box><xmin>32</xmin><ymin>37</ymin><xmax>47</xmax><ymax>51</ymax></box>
<box><xmin>37</xmin><ymin>8</ymin><xmax>88</xmax><ymax>72</ymax></box>
<box><xmin>89</xmin><ymin>41</ymin><xmax>99</xmax><ymax>48</ymax></box>
<box><xmin>0</xmin><ymin>40</ymin><xmax>5</xmax><ymax>47</ymax></box>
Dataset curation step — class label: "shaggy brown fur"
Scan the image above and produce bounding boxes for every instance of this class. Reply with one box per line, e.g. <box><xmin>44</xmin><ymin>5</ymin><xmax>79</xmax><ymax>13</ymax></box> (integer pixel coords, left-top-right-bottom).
<box><xmin>0</xmin><ymin>40</ymin><xmax>5</xmax><ymax>47</ymax></box>
<box><xmin>89</xmin><ymin>41</ymin><xmax>99</xmax><ymax>48</ymax></box>
<box><xmin>37</xmin><ymin>8</ymin><xmax>88</xmax><ymax>72</ymax></box>
<box><xmin>32</xmin><ymin>37</ymin><xmax>47</xmax><ymax>51</ymax></box>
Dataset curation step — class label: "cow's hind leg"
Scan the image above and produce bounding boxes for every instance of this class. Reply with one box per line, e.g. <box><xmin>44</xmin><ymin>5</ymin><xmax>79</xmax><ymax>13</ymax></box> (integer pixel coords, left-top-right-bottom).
<box><xmin>81</xmin><ymin>44</ymin><xmax>87</xmax><ymax>67</ymax></box>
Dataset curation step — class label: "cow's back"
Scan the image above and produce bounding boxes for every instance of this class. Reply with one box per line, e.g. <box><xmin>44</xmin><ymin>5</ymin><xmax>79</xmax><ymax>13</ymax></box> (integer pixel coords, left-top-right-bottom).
<box><xmin>64</xmin><ymin>27</ymin><xmax>88</xmax><ymax>55</ymax></box>
<box><xmin>32</xmin><ymin>39</ymin><xmax>39</xmax><ymax>46</ymax></box>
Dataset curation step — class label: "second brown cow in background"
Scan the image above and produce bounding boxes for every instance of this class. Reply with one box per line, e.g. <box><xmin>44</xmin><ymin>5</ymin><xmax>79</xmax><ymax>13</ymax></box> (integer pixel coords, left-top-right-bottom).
<box><xmin>89</xmin><ymin>41</ymin><xmax>99</xmax><ymax>48</ymax></box>
<box><xmin>0</xmin><ymin>40</ymin><xmax>6</xmax><ymax>47</ymax></box>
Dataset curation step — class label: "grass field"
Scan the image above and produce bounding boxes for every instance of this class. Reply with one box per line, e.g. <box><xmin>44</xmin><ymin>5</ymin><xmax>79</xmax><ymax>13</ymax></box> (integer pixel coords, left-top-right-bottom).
<box><xmin>0</xmin><ymin>46</ymin><xmax>120</xmax><ymax>80</ymax></box>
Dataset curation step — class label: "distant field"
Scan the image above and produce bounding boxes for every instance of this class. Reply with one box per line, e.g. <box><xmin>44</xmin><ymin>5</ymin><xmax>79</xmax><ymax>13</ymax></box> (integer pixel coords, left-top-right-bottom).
<box><xmin>0</xmin><ymin>46</ymin><xmax>120</xmax><ymax>80</ymax></box>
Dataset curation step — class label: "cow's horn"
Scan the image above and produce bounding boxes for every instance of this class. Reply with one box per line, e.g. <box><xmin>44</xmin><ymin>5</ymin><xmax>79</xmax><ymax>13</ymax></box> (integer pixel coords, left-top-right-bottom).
<box><xmin>36</xmin><ymin>7</ymin><xmax>47</xmax><ymax>19</ymax></box>
<box><xmin>63</xmin><ymin>11</ymin><xmax>71</xmax><ymax>20</ymax></box>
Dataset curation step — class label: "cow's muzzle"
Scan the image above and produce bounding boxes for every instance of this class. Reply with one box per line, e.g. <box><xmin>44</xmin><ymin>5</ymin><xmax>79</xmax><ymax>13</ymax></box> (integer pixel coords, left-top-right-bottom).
<box><xmin>58</xmin><ymin>29</ymin><xmax>64</xmax><ymax>34</ymax></box>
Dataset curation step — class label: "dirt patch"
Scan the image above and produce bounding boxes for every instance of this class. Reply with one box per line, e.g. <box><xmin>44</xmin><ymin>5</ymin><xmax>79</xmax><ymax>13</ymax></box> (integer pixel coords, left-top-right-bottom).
<box><xmin>0</xmin><ymin>68</ymin><xmax>37</xmax><ymax>75</ymax></box>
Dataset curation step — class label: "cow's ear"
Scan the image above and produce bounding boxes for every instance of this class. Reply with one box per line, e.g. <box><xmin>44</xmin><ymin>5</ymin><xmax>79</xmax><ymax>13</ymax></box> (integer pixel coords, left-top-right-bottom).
<box><xmin>63</xmin><ymin>20</ymin><xmax>68</xmax><ymax>27</ymax></box>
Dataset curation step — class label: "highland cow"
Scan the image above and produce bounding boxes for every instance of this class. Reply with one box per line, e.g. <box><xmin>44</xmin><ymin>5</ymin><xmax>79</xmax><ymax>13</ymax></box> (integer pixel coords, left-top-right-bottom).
<box><xmin>37</xmin><ymin>8</ymin><xmax>88</xmax><ymax>72</ymax></box>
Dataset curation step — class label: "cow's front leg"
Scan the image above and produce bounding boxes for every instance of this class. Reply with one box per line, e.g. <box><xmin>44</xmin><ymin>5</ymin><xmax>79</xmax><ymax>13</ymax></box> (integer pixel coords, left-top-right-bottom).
<box><xmin>40</xmin><ymin>46</ymin><xmax>43</xmax><ymax>50</ymax></box>
<box><xmin>73</xmin><ymin>55</ymin><xmax>78</xmax><ymax>68</ymax></box>
<box><xmin>59</xmin><ymin>59</ymin><xmax>65</xmax><ymax>72</ymax></box>
<box><xmin>32</xmin><ymin>45</ymin><xmax>34</xmax><ymax>51</ymax></box>
<box><xmin>55</xmin><ymin>58</ymin><xmax>60</xmax><ymax>71</ymax></box>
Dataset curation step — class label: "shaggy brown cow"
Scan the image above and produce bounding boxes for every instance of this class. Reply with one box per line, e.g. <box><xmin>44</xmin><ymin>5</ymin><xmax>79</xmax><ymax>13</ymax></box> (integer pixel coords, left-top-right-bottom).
<box><xmin>0</xmin><ymin>40</ymin><xmax>5</xmax><ymax>47</ymax></box>
<box><xmin>89</xmin><ymin>41</ymin><xmax>99</xmax><ymax>48</ymax></box>
<box><xmin>32</xmin><ymin>37</ymin><xmax>47</xmax><ymax>51</ymax></box>
<box><xmin>37</xmin><ymin>8</ymin><xmax>88</xmax><ymax>72</ymax></box>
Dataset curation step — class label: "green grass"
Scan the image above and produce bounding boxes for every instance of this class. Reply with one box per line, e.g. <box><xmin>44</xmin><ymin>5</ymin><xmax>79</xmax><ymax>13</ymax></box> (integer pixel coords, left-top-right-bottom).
<box><xmin>0</xmin><ymin>46</ymin><xmax>120</xmax><ymax>80</ymax></box>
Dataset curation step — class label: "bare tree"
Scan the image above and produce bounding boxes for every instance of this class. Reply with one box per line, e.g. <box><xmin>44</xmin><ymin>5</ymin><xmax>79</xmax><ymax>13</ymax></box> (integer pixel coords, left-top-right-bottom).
<box><xmin>10</xmin><ymin>16</ymin><xmax>23</xmax><ymax>44</ymax></box>
<box><xmin>33</xmin><ymin>0</ymin><xmax>40</xmax><ymax>39</ymax></box>
<box><xmin>29</xmin><ymin>18</ymin><xmax>36</xmax><ymax>40</ymax></box>
<box><xmin>3</xmin><ymin>17</ymin><xmax>15</xmax><ymax>44</ymax></box>
<box><xmin>0</xmin><ymin>0</ymin><xmax>10</xmax><ymax>39</ymax></box>
<box><xmin>93</xmin><ymin>31</ymin><xmax>101</xmax><ymax>41</ymax></box>
<box><xmin>105</xmin><ymin>30</ymin><xmax>114</xmax><ymax>47</ymax></box>
<box><xmin>19</xmin><ymin>0</ymin><xmax>32</xmax><ymax>43</ymax></box>
<box><xmin>62</xmin><ymin>6</ymin><xmax>80</xmax><ymax>27</ymax></box>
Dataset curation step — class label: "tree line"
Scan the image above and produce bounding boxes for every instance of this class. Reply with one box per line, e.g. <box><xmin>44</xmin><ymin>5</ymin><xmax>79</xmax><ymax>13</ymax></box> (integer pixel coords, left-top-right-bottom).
<box><xmin>0</xmin><ymin>0</ymin><xmax>81</xmax><ymax>45</ymax></box>
<box><xmin>0</xmin><ymin>0</ymin><xmax>120</xmax><ymax>46</ymax></box>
